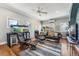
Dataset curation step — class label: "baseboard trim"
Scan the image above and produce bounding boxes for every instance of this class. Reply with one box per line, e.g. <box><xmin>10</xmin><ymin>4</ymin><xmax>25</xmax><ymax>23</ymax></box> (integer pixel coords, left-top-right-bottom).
<box><xmin>0</xmin><ymin>42</ymin><xmax>7</xmax><ymax>45</ymax></box>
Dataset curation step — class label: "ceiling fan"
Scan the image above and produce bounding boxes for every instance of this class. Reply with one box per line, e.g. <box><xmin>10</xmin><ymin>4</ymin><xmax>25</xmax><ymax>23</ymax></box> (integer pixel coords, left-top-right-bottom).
<box><xmin>32</xmin><ymin>7</ymin><xmax>48</xmax><ymax>16</ymax></box>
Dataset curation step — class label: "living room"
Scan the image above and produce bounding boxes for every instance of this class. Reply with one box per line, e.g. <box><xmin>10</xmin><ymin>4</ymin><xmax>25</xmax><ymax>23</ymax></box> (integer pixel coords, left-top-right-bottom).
<box><xmin>0</xmin><ymin>3</ymin><xmax>78</xmax><ymax>56</ymax></box>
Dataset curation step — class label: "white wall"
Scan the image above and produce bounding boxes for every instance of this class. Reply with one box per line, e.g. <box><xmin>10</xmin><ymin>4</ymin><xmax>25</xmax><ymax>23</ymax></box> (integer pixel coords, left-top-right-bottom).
<box><xmin>0</xmin><ymin>7</ymin><xmax>41</xmax><ymax>44</ymax></box>
<box><xmin>28</xmin><ymin>18</ymin><xmax>41</xmax><ymax>38</ymax></box>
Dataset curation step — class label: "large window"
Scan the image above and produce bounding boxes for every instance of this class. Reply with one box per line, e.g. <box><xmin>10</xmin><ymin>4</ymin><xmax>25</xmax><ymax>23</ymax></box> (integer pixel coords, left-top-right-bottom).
<box><xmin>59</xmin><ymin>23</ymin><xmax>68</xmax><ymax>32</ymax></box>
<box><xmin>76</xmin><ymin>6</ymin><xmax>79</xmax><ymax>25</ymax></box>
<box><xmin>7</xmin><ymin>18</ymin><xmax>18</xmax><ymax>28</ymax></box>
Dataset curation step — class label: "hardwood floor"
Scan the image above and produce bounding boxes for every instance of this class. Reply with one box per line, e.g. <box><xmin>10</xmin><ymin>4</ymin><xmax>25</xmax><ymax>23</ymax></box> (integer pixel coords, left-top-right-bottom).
<box><xmin>0</xmin><ymin>45</ymin><xmax>16</xmax><ymax>56</ymax></box>
<box><xmin>11</xmin><ymin>44</ymin><xmax>21</xmax><ymax>55</ymax></box>
<box><xmin>0</xmin><ymin>38</ymin><xmax>74</xmax><ymax>56</ymax></box>
<box><xmin>60</xmin><ymin>38</ymin><xmax>70</xmax><ymax>56</ymax></box>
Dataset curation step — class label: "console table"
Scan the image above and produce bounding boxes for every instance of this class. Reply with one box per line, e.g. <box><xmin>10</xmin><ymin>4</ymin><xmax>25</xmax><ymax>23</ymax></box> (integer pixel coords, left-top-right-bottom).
<box><xmin>7</xmin><ymin>33</ymin><xmax>18</xmax><ymax>47</ymax></box>
<box><xmin>7</xmin><ymin>32</ymin><xmax>30</xmax><ymax>47</ymax></box>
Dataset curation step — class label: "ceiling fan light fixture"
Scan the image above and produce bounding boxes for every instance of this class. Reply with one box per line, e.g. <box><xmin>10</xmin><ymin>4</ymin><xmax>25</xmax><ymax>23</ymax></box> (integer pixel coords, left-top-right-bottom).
<box><xmin>32</xmin><ymin>6</ymin><xmax>48</xmax><ymax>16</ymax></box>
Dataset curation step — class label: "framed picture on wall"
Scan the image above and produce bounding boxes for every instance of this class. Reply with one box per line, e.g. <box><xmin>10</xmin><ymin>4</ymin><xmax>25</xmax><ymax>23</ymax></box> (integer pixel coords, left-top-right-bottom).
<box><xmin>7</xmin><ymin>18</ymin><xmax>18</xmax><ymax>28</ymax></box>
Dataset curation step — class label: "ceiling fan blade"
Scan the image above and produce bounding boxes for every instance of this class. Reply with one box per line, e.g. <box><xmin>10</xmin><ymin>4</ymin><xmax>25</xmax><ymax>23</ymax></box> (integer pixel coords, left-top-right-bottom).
<box><xmin>41</xmin><ymin>11</ymin><xmax>48</xmax><ymax>14</ymax></box>
<box><xmin>38</xmin><ymin>7</ymin><xmax>43</xmax><ymax>10</ymax></box>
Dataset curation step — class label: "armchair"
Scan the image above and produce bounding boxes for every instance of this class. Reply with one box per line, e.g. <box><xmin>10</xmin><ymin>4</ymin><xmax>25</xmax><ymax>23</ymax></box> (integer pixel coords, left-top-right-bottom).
<box><xmin>17</xmin><ymin>32</ymin><xmax>31</xmax><ymax>50</ymax></box>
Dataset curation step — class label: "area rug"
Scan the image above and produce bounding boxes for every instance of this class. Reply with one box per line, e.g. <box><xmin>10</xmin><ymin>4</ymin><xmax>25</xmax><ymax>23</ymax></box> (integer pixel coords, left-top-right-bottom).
<box><xmin>18</xmin><ymin>41</ymin><xmax>61</xmax><ymax>56</ymax></box>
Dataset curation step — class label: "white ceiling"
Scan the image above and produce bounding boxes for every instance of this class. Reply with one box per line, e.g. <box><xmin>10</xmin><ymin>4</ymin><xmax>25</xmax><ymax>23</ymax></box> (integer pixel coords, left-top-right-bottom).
<box><xmin>0</xmin><ymin>3</ymin><xmax>72</xmax><ymax>20</ymax></box>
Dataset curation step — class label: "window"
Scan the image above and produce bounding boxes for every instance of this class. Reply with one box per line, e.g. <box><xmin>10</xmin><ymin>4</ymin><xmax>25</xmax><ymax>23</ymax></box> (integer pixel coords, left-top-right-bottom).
<box><xmin>7</xmin><ymin>18</ymin><xmax>18</xmax><ymax>28</ymax></box>
<box><xmin>60</xmin><ymin>23</ymin><xmax>68</xmax><ymax>32</ymax></box>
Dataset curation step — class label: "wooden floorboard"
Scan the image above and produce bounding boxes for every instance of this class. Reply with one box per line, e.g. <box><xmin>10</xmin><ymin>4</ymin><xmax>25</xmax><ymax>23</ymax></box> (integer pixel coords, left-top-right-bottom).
<box><xmin>0</xmin><ymin>45</ymin><xmax>16</xmax><ymax>56</ymax></box>
<box><xmin>0</xmin><ymin>38</ymin><xmax>71</xmax><ymax>56</ymax></box>
<box><xmin>60</xmin><ymin>38</ymin><xmax>70</xmax><ymax>56</ymax></box>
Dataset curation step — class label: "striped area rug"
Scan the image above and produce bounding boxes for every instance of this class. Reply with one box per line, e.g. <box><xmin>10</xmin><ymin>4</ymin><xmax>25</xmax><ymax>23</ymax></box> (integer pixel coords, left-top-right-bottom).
<box><xmin>19</xmin><ymin>41</ymin><xmax>61</xmax><ymax>56</ymax></box>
